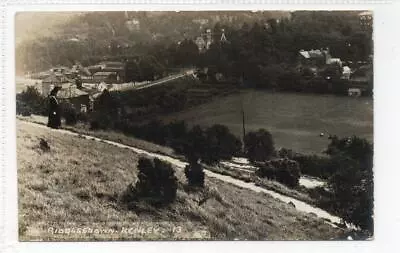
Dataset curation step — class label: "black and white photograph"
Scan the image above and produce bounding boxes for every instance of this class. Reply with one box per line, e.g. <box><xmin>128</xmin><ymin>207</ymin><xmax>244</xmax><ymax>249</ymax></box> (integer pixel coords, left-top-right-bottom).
<box><xmin>13</xmin><ymin>10</ymin><xmax>374</xmax><ymax>241</ymax></box>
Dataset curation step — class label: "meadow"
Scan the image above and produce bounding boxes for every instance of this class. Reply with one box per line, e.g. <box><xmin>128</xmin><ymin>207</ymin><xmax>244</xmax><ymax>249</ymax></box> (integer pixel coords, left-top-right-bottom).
<box><xmin>165</xmin><ymin>90</ymin><xmax>373</xmax><ymax>154</ymax></box>
<box><xmin>17</xmin><ymin>119</ymin><xmax>344</xmax><ymax>241</ymax></box>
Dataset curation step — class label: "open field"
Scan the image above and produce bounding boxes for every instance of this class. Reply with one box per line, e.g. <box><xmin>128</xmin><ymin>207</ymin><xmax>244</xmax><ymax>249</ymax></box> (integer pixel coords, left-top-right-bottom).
<box><xmin>17</xmin><ymin>119</ymin><xmax>344</xmax><ymax>241</ymax></box>
<box><xmin>165</xmin><ymin>90</ymin><xmax>373</xmax><ymax>154</ymax></box>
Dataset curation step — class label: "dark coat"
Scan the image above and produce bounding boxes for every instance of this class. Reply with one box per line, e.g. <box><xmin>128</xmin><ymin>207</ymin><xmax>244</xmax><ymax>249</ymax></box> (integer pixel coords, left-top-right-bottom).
<box><xmin>47</xmin><ymin>95</ymin><xmax>61</xmax><ymax>128</ymax></box>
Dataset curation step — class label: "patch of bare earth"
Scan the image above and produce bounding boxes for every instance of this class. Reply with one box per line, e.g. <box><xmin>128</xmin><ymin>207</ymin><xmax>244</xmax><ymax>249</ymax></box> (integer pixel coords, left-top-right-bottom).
<box><xmin>17</xmin><ymin>119</ymin><xmax>344</xmax><ymax>241</ymax></box>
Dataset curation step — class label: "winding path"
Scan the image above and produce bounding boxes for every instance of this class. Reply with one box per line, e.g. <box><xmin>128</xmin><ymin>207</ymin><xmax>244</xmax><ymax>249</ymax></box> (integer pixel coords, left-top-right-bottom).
<box><xmin>19</xmin><ymin>119</ymin><xmax>343</xmax><ymax>227</ymax></box>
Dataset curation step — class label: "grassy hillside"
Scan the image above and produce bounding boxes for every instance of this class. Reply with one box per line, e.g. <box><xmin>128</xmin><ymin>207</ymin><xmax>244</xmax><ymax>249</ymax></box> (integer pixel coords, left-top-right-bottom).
<box><xmin>17</xmin><ymin>119</ymin><xmax>344</xmax><ymax>241</ymax></box>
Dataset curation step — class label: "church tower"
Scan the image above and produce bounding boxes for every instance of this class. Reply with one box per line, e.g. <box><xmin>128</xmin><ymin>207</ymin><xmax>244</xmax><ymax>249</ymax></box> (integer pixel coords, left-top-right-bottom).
<box><xmin>205</xmin><ymin>28</ymin><xmax>213</xmax><ymax>50</ymax></box>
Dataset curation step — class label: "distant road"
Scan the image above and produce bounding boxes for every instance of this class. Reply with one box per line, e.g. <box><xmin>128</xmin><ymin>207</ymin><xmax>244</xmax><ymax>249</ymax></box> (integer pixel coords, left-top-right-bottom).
<box><xmin>110</xmin><ymin>69</ymin><xmax>195</xmax><ymax>92</ymax></box>
<box><xmin>16</xmin><ymin>69</ymin><xmax>195</xmax><ymax>95</ymax></box>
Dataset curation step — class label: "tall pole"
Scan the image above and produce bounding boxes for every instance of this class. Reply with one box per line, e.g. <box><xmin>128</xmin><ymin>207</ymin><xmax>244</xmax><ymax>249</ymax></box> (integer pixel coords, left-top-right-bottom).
<box><xmin>240</xmin><ymin>72</ymin><xmax>246</xmax><ymax>153</ymax></box>
<box><xmin>241</xmin><ymin>98</ymin><xmax>246</xmax><ymax>152</ymax></box>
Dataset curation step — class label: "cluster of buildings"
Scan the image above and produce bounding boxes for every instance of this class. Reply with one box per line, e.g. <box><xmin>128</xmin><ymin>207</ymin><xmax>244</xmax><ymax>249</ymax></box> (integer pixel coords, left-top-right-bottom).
<box><xmin>34</xmin><ymin>60</ymin><xmax>127</xmax><ymax>113</ymax></box>
<box><xmin>359</xmin><ymin>11</ymin><xmax>373</xmax><ymax>31</ymax></box>
<box><xmin>194</xmin><ymin>27</ymin><xmax>229</xmax><ymax>53</ymax></box>
<box><xmin>297</xmin><ymin>47</ymin><xmax>372</xmax><ymax>96</ymax></box>
<box><xmin>39</xmin><ymin>68</ymin><xmax>92</xmax><ymax>113</ymax></box>
<box><xmin>86</xmin><ymin>61</ymin><xmax>126</xmax><ymax>84</ymax></box>
<box><xmin>125</xmin><ymin>18</ymin><xmax>140</xmax><ymax>32</ymax></box>
<box><xmin>298</xmin><ymin>48</ymin><xmax>343</xmax><ymax>69</ymax></box>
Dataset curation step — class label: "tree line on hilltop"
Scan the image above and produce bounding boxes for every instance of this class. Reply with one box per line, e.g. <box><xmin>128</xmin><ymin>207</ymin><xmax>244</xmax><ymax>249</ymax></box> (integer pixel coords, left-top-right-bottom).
<box><xmin>17</xmin><ymin>11</ymin><xmax>371</xmax><ymax>82</ymax></box>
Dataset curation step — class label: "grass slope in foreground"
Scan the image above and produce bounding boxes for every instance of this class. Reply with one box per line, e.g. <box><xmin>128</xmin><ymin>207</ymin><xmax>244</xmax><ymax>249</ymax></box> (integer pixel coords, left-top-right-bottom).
<box><xmin>17</xmin><ymin>119</ymin><xmax>344</xmax><ymax>241</ymax></box>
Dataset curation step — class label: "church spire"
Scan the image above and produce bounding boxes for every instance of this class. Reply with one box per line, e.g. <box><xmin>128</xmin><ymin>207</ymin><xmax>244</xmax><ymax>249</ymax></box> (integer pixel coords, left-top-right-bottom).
<box><xmin>220</xmin><ymin>28</ymin><xmax>228</xmax><ymax>43</ymax></box>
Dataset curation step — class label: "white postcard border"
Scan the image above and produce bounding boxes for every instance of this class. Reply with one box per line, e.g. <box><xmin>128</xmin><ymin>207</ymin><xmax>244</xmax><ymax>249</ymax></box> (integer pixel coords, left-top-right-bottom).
<box><xmin>2</xmin><ymin>1</ymin><xmax>400</xmax><ymax>253</ymax></box>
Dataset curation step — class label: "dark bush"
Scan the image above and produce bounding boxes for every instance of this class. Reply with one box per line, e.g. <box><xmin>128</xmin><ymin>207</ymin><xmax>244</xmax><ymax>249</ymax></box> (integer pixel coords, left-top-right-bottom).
<box><xmin>181</xmin><ymin>125</ymin><xmax>207</xmax><ymax>163</ymax></box>
<box><xmin>143</xmin><ymin>120</ymin><xmax>167</xmax><ymax>145</ymax></box>
<box><xmin>326</xmin><ymin>153</ymin><xmax>373</xmax><ymax>233</ymax></box>
<box><xmin>133</xmin><ymin>157</ymin><xmax>178</xmax><ymax>205</ymax></box>
<box><xmin>317</xmin><ymin>136</ymin><xmax>374</xmax><ymax>234</ymax></box>
<box><xmin>307</xmin><ymin>186</ymin><xmax>333</xmax><ymax>202</ymax></box>
<box><xmin>165</xmin><ymin>120</ymin><xmax>188</xmax><ymax>153</ymax></box>
<box><xmin>277</xmin><ymin>148</ymin><xmax>295</xmax><ymax>159</ymax></box>
<box><xmin>21</xmin><ymin>107</ymin><xmax>32</xmax><ymax>116</ymax></box>
<box><xmin>259</xmin><ymin>64</ymin><xmax>285</xmax><ymax>89</ymax></box>
<box><xmin>76</xmin><ymin>112</ymin><xmax>88</xmax><ymax>122</ymax></box>
<box><xmin>293</xmin><ymin>154</ymin><xmax>332</xmax><ymax>179</ymax></box>
<box><xmin>278</xmin><ymin>71</ymin><xmax>303</xmax><ymax>92</ymax></box>
<box><xmin>202</xmin><ymin>124</ymin><xmax>242</xmax><ymax>165</ymax></box>
<box><xmin>16</xmin><ymin>100</ymin><xmax>32</xmax><ymax>116</ymax></box>
<box><xmin>326</xmin><ymin>135</ymin><xmax>373</xmax><ymax>170</ymax></box>
<box><xmin>89</xmin><ymin>113</ymin><xmax>113</xmax><ymax>130</ymax></box>
<box><xmin>180</xmin><ymin>124</ymin><xmax>242</xmax><ymax>166</ymax></box>
<box><xmin>256</xmin><ymin>158</ymin><xmax>301</xmax><ymax>187</ymax></box>
<box><xmin>63</xmin><ymin>103</ymin><xmax>78</xmax><ymax>125</ymax></box>
<box><xmin>94</xmin><ymin>89</ymin><xmax>119</xmax><ymax>114</ymax></box>
<box><xmin>89</xmin><ymin>120</ymin><xmax>100</xmax><ymax>130</ymax></box>
<box><xmin>184</xmin><ymin>161</ymin><xmax>205</xmax><ymax>187</ymax></box>
<box><xmin>244</xmin><ymin>129</ymin><xmax>275</xmax><ymax>163</ymax></box>
<box><xmin>16</xmin><ymin>86</ymin><xmax>47</xmax><ymax>116</ymax></box>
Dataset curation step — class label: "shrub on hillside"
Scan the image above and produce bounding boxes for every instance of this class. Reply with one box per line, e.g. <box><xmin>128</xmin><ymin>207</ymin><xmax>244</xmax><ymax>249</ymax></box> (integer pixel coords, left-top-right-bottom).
<box><xmin>89</xmin><ymin>114</ymin><xmax>113</xmax><ymax>130</ymax></box>
<box><xmin>142</xmin><ymin>120</ymin><xmax>168</xmax><ymax>145</ymax></box>
<box><xmin>89</xmin><ymin>120</ymin><xmax>100</xmax><ymax>130</ymax></box>
<box><xmin>179</xmin><ymin>124</ymin><xmax>241</xmax><ymax>166</ymax></box>
<box><xmin>326</xmin><ymin>153</ymin><xmax>374</xmax><ymax>234</ymax></box>
<box><xmin>132</xmin><ymin>157</ymin><xmax>178</xmax><ymax>205</ymax></box>
<box><xmin>62</xmin><ymin>103</ymin><xmax>78</xmax><ymax>125</ymax></box>
<box><xmin>16</xmin><ymin>86</ymin><xmax>47</xmax><ymax>116</ymax></box>
<box><xmin>16</xmin><ymin>100</ymin><xmax>32</xmax><ymax>116</ymax></box>
<box><xmin>76</xmin><ymin>112</ymin><xmax>88</xmax><ymax>122</ymax></box>
<box><xmin>277</xmin><ymin>148</ymin><xmax>295</xmax><ymax>159</ymax></box>
<box><xmin>244</xmin><ymin>129</ymin><xmax>275</xmax><ymax>163</ymax></box>
<box><xmin>315</xmin><ymin>136</ymin><xmax>374</xmax><ymax>234</ymax></box>
<box><xmin>184</xmin><ymin>161</ymin><xmax>205</xmax><ymax>187</ymax></box>
<box><xmin>202</xmin><ymin>124</ymin><xmax>242</xmax><ymax>165</ymax></box>
<box><xmin>293</xmin><ymin>154</ymin><xmax>332</xmax><ymax>179</ymax></box>
<box><xmin>94</xmin><ymin>89</ymin><xmax>119</xmax><ymax>114</ymax></box>
<box><xmin>256</xmin><ymin>158</ymin><xmax>301</xmax><ymax>187</ymax></box>
<box><xmin>91</xmin><ymin>89</ymin><xmax>120</xmax><ymax>129</ymax></box>
<box><xmin>166</xmin><ymin>120</ymin><xmax>188</xmax><ymax>154</ymax></box>
<box><xmin>325</xmin><ymin>135</ymin><xmax>373</xmax><ymax>170</ymax></box>
<box><xmin>181</xmin><ymin>125</ymin><xmax>207</xmax><ymax>163</ymax></box>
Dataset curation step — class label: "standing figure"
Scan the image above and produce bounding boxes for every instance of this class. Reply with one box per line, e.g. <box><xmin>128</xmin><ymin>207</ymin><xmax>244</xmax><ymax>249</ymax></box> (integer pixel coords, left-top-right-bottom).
<box><xmin>47</xmin><ymin>87</ymin><xmax>61</xmax><ymax>129</ymax></box>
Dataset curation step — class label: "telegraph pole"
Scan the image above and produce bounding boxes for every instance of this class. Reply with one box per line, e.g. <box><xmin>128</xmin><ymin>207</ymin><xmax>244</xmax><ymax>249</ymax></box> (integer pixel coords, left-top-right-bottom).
<box><xmin>241</xmin><ymin>97</ymin><xmax>246</xmax><ymax>152</ymax></box>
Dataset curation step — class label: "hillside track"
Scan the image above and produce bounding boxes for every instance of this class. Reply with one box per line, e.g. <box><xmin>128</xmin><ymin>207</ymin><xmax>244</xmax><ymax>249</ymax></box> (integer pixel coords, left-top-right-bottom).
<box><xmin>18</xmin><ymin>119</ymin><xmax>343</xmax><ymax>226</ymax></box>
